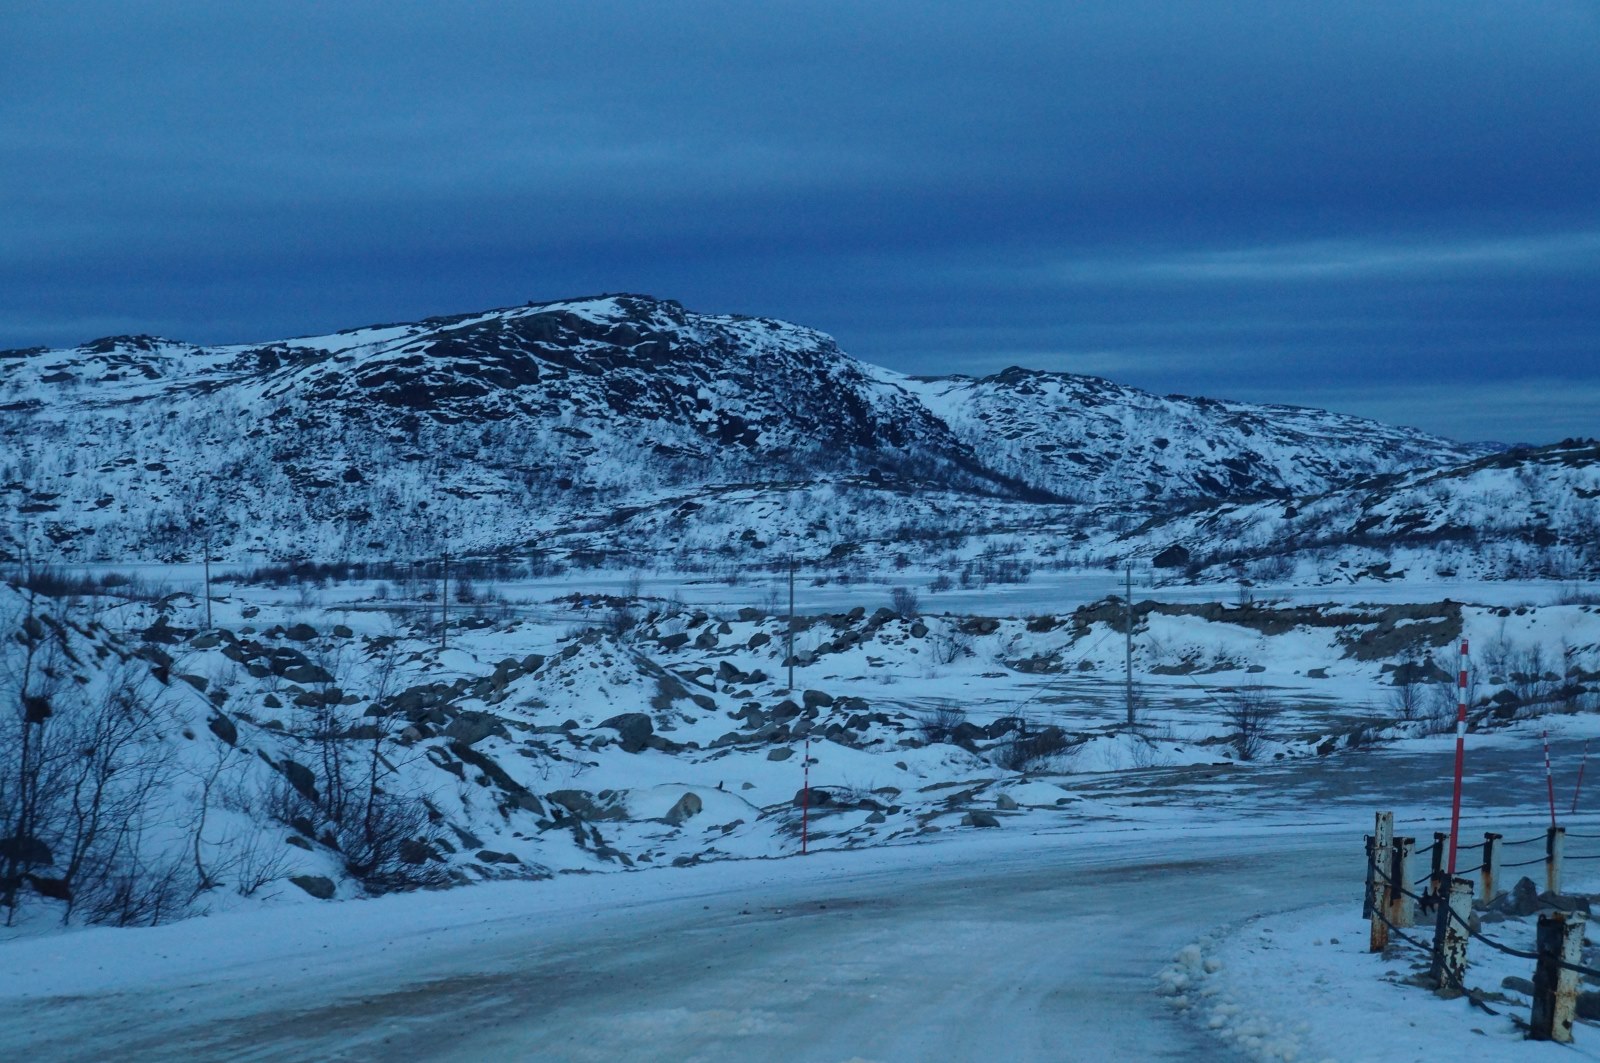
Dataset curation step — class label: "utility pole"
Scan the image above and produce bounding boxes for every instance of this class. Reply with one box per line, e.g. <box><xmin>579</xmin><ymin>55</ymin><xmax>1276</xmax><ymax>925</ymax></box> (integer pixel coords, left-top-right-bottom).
<box><xmin>1125</xmin><ymin>565</ymin><xmax>1135</xmax><ymax>728</ymax></box>
<box><xmin>202</xmin><ymin>528</ymin><xmax>212</xmax><ymax>630</ymax></box>
<box><xmin>786</xmin><ymin>556</ymin><xmax>796</xmax><ymax>693</ymax></box>
<box><xmin>440</xmin><ymin>547</ymin><xmax>449</xmax><ymax>653</ymax></box>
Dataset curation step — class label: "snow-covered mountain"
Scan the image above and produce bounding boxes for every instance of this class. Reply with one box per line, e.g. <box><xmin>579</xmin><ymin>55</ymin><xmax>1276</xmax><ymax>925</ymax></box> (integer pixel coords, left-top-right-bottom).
<box><xmin>0</xmin><ymin>293</ymin><xmax>1509</xmax><ymax>567</ymax></box>
<box><xmin>903</xmin><ymin>367</ymin><xmax>1486</xmax><ymax>504</ymax></box>
<box><xmin>1125</xmin><ymin>439</ymin><xmax>1600</xmax><ymax>583</ymax></box>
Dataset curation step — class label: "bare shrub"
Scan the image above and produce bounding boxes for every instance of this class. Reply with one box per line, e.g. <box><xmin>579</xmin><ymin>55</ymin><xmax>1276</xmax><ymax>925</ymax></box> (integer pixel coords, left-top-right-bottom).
<box><xmin>890</xmin><ymin>586</ymin><xmax>920</xmax><ymax>618</ymax></box>
<box><xmin>918</xmin><ymin>703</ymin><xmax>966</xmax><ymax>743</ymax></box>
<box><xmin>995</xmin><ymin>719</ymin><xmax>1074</xmax><ymax>772</ymax></box>
<box><xmin>1224</xmin><ymin>682</ymin><xmax>1280</xmax><ymax>761</ymax></box>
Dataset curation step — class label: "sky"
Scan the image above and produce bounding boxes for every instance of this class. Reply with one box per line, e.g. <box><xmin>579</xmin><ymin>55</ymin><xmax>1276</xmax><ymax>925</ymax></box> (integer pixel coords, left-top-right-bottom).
<box><xmin>2</xmin><ymin>1</ymin><xmax>1597</xmax><ymax>445</ymax></box>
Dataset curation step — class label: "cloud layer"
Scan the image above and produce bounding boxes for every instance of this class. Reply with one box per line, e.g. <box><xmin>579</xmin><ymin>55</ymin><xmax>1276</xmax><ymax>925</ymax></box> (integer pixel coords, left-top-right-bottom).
<box><xmin>3</xmin><ymin>1</ymin><xmax>1596</xmax><ymax>442</ymax></box>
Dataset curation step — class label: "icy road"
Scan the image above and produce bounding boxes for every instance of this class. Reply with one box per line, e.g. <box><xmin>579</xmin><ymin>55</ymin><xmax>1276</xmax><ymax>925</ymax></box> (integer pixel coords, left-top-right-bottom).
<box><xmin>0</xmin><ymin>739</ymin><xmax>1585</xmax><ymax>1062</ymax></box>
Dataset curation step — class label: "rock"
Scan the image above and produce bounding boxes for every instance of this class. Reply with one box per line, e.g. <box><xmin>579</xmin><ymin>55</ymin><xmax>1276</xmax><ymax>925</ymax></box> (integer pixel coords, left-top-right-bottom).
<box><xmin>865</xmin><ymin>811</ymin><xmax>887</xmax><ymax>824</ymax></box>
<box><xmin>599</xmin><ymin>712</ymin><xmax>654</xmax><ymax>753</ymax></box>
<box><xmin>280</xmin><ymin>759</ymin><xmax>319</xmax><ymax>801</ymax></box>
<box><xmin>747</xmin><ymin>632</ymin><xmax>771</xmax><ymax>650</ymax></box>
<box><xmin>658</xmin><ymin>632</ymin><xmax>690</xmax><ymax>651</ymax></box>
<box><xmin>207</xmin><ymin>713</ymin><xmax>238</xmax><ymax>746</ymax></box>
<box><xmin>332</xmin><ymin>624</ymin><xmax>354</xmax><ymax>638</ymax></box>
<box><xmin>444</xmin><ymin>711</ymin><xmax>507</xmax><ymax>747</ymax></box>
<box><xmin>770</xmin><ymin>700</ymin><xmax>801</xmax><ymax>722</ymax></box>
<box><xmin>693</xmin><ymin>630</ymin><xmax>719</xmax><ymax>650</ymax></box>
<box><xmin>475</xmin><ymin>850</ymin><xmax>521</xmax><ymax>864</ymax></box>
<box><xmin>284</xmin><ymin>623</ymin><xmax>318</xmax><ymax>642</ymax></box>
<box><xmin>1541</xmin><ymin>891</ymin><xmax>1592</xmax><ymax>914</ymax></box>
<box><xmin>664</xmin><ymin>792</ymin><xmax>704</xmax><ymax>826</ymax></box>
<box><xmin>1152</xmin><ymin>544</ymin><xmax>1191</xmax><ymax>569</ymax></box>
<box><xmin>398</xmin><ymin>839</ymin><xmax>434</xmax><ymax>864</ymax></box>
<box><xmin>290</xmin><ymin>875</ymin><xmax>336</xmax><ymax>899</ymax></box>
<box><xmin>958</xmin><ymin>616</ymin><xmax>1000</xmax><ymax>636</ymax></box>
<box><xmin>1502</xmin><ymin>975</ymin><xmax>1535</xmax><ymax>996</ymax></box>
<box><xmin>1491</xmin><ymin>877</ymin><xmax>1542</xmax><ymax>917</ymax></box>
<box><xmin>547</xmin><ymin>789</ymin><xmax>629</xmax><ymax>822</ymax></box>
<box><xmin>962</xmin><ymin>811</ymin><xmax>1001</xmax><ymax>828</ymax></box>
<box><xmin>795</xmin><ymin>787</ymin><xmax>833</xmax><ymax>808</ymax></box>
<box><xmin>996</xmin><ymin>793</ymin><xmax>1019</xmax><ymax>811</ymax></box>
<box><xmin>909</xmin><ymin>621</ymin><xmax>928</xmax><ymax>638</ymax></box>
<box><xmin>802</xmin><ymin>689</ymin><xmax>834</xmax><ymax>709</ymax></box>
<box><xmin>767</xmin><ymin>747</ymin><xmax>794</xmax><ymax>761</ymax></box>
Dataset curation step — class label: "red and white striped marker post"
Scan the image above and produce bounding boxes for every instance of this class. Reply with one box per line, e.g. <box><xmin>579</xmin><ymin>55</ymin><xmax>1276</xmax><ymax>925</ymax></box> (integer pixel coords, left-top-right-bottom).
<box><xmin>1447</xmin><ymin>640</ymin><xmax>1469</xmax><ymax>875</ymax></box>
<box><xmin>801</xmin><ymin>737</ymin><xmax>810</xmax><ymax>856</ymax></box>
<box><xmin>1573</xmin><ymin>741</ymin><xmax>1589</xmax><ymax>815</ymax></box>
<box><xmin>1545</xmin><ymin>729</ymin><xmax>1558</xmax><ymax>827</ymax></box>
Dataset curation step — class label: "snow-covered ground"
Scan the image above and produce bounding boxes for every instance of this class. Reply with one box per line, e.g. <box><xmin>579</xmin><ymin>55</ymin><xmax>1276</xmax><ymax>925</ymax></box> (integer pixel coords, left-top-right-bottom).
<box><xmin>4</xmin><ymin>735</ymin><xmax>1598</xmax><ymax>1061</ymax></box>
<box><xmin>6</xmin><ymin>565</ymin><xmax>1600</xmax><ymax>1060</ymax></box>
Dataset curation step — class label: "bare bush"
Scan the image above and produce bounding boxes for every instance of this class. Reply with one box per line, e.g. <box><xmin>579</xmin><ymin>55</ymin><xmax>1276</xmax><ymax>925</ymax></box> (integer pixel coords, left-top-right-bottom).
<box><xmin>890</xmin><ymin>586</ymin><xmax>920</xmax><ymax>618</ymax></box>
<box><xmin>1224</xmin><ymin>682</ymin><xmax>1280</xmax><ymax>761</ymax></box>
<box><xmin>917</xmin><ymin>703</ymin><xmax>966</xmax><ymax>743</ymax></box>
<box><xmin>995</xmin><ymin>719</ymin><xmax>1075</xmax><ymax>772</ymax></box>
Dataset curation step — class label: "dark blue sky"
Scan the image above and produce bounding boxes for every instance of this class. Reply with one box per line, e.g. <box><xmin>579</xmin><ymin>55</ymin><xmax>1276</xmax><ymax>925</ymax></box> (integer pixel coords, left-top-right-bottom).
<box><xmin>3</xmin><ymin>1</ymin><xmax>1597</xmax><ymax>443</ymax></box>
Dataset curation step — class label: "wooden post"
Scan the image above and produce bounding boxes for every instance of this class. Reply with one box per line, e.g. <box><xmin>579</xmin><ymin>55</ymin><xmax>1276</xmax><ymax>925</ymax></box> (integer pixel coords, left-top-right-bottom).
<box><xmin>1481</xmin><ymin>832</ymin><xmax>1502</xmax><ymax>902</ymax></box>
<box><xmin>1530</xmin><ymin>910</ymin><xmax>1586</xmax><ymax>1043</ymax></box>
<box><xmin>1429</xmin><ymin>876</ymin><xmax>1474</xmax><ymax>991</ymax></box>
<box><xmin>1369</xmin><ymin>811</ymin><xmax>1394</xmax><ymax>951</ymax></box>
<box><xmin>1548</xmin><ymin>825</ymin><xmax>1566</xmax><ymax>895</ymax></box>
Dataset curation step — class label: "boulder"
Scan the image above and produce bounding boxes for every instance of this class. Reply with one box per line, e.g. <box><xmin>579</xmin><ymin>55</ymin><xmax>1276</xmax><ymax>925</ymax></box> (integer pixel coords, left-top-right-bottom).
<box><xmin>207</xmin><ymin>713</ymin><xmax>238</xmax><ymax>746</ymax></box>
<box><xmin>962</xmin><ymin>811</ymin><xmax>1001</xmax><ymax>828</ymax></box>
<box><xmin>996</xmin><ymin>793</ymin><xmax>1019</xmax><ymax>811</ymax></box>
<box><xmin>599</xmin><ymin>713</ymin><xmax>654</xmax><ymax>753</ymax></box>
<box><xmin>1152</xmin><ymin>544</ymin><xmax>1191</xmax><ymax>569</ymax></box>
<box><xmin>664</xmin><ymin>792</ymin><xmax>704</xmax><ymax>826</ymax></box>
<box><xmin>747</xmin><ymin>632</ymin><xmax>772</xmax><ymax>650</ymax></box>
<box><xmin>280</xmin><ymin>759</ymin><xmax>319</xmax><ymax>801</ymax></box>
<box><xmin>290</xmin><ymin>875</ymin><xmax>336</xmax><ymax>899</ymax></box>
<box><xmin>767</xmin><ymin>747</ymin><xmax>794</xmax><ymax>761</ymax></box>
<box><xmin>802</xmin><ymin>689</ymin><xmax>834</xmax><ymax>709</ymax></box>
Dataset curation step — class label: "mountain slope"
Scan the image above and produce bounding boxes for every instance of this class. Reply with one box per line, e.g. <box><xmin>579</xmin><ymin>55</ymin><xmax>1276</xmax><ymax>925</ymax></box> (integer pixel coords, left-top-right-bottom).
<box><xmin>901</xmin><ymin>367</ymin><xmax>1489</xmax><ymax>504</ymax></box>
<box><xmin>0</xmin><ymin>294</ymin><xmax>1494</xmax><ymax>566</ymax></box>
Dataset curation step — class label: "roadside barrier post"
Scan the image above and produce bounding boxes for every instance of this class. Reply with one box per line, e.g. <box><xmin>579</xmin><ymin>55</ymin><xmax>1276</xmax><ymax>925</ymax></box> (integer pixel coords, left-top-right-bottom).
<box><xmin>1369</xmin><ymin>811</ymin><xmax>1394</xmax><ymax>951</ymax></box>
<box><xmin>1429</xmin><ymin>876</ymin><xmax>1474</xmax><ymax>991</ymax></box>
<box><xmin>1429</xmin><ymin>831</ymin><xmax>1448</xmax><ymax>899</ymax></box>
<box><xmin>1548</xmin><ymin>826</ymin><xmax>1565</xmax><ymax>895</ymax></box>
<box><xmin>1481</xmin><ymin>832</ymin><xmax>1502</xmax><ymax>902</ymax></box>
<box><xmin>1388</xmin><ymin>836</ymin><xmax>1416</xmax><ymax>929</ymax></box>
<box><xmin>1530</xmin><ymin>911</ymin><xmax>1586</xmax><ymax>1043</ymax></box>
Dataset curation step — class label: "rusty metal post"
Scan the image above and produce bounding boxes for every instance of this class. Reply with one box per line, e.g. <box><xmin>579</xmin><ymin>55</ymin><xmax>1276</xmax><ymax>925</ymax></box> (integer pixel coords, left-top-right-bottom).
<box><xmin>1548</xmin><ymin>825</ymin><xmax>1566</xmax><ymax>895</ymax></box>
<box><xmin>1530</xmin><ymin>910</ymin><xmax>1586</xmax><ymax>1043</ymax></box>
<box><xmin>1429</xmin><ymin>830</ymin><xmax>1448</xmax><ymax>900</ymax></box>
<box><xmin>1388</xmin><ymin>836</ymin><xmax>1416</xmax><ymax>929</ymax></box>
<box><xmin>1429</xmin><ymin>876</ymin><xmax>1474</xmax><ymax>991</ymax></box>
<box><xmin>1481</xmin><ymin>832</ymin><xmax>1502</xmax><ymax>902</ymax></box>
<box><xmin>1369</xmin><ymin>811</ymin><xmax>1394</xmax><ymax>951</ymax></box>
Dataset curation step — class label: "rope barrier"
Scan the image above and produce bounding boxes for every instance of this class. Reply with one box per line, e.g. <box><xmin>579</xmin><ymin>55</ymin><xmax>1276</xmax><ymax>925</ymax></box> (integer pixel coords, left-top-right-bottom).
<box><xmin>1501</xmin><ymin>855</ymin><xmax>1548</xmax><ymax>869</ymax></box>
<box><xmin>1501</xmin><ymin>832</ymin><xmax>1552</xmax><ymax>847</ymax></box>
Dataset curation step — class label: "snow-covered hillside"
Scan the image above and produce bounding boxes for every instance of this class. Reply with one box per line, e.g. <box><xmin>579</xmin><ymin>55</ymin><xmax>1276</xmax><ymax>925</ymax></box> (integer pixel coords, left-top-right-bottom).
<box><xmin>0</xmin><ymin>293</ymin><xmax>1499</xmax><ymax>572</ymax></box>
<box><xmin>902</xmin><ymin>366</ymin><xmax>1489</xmax><ymax>504</ymax></box>
<box><xmin>1127</xmin><ymin>438</ymin><xmax>1600</xmax><ymax>583</ymax></box>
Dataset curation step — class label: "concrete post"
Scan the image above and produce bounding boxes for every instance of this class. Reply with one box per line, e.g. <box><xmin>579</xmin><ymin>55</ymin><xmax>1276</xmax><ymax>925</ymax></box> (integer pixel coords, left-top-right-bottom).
<box><xmin>1429</xmin><ymin>876</ymin><xmax>1474</xmax><ymax>991</ymax></box>
<box><xmin>1369</xmin><ymin>811</ymin><xmax>1394</xmax><ymax>951</ymax></box>
<box><xmin>1530</xmin><ymin>910</ymin><xmax>1587</xmax><ymax>1043</ymax></box>
<box><xmin>1548</xmin><ymin>826</ymin><xmax>1566</xmax><ymax>895</ymax></box>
